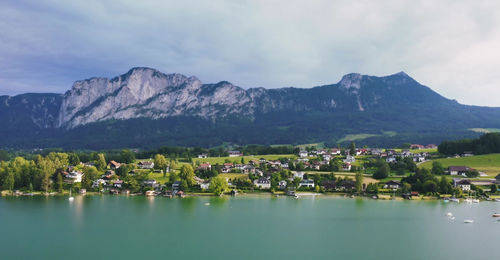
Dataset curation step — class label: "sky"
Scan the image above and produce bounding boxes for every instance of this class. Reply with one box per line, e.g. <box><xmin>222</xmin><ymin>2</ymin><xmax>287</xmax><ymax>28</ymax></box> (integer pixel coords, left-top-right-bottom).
<box><xmin>1</xmin><ymin>0</ymin><xmax>500</xmax><ymax>106</ymax></box>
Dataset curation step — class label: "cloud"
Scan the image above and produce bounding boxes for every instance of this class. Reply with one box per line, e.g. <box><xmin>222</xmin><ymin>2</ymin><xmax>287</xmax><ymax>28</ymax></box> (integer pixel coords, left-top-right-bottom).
<box><xmin>1</xmin><ymin>0</ymin><xmax>500</xmax><ymax>106</ymax></box>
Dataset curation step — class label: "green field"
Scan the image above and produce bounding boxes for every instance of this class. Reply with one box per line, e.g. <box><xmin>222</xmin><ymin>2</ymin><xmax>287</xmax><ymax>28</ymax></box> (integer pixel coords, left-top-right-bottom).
<box><xmin>420</xmin><ymin>153</ymin><xmax>500</xmax><ymax>177</ymax></box>
<box><xmin>338</xmin><ymin>134</ymin><xmax>379</xmax><ymax>143</ymax></box>
<box><xmin>193</xmin><ymin>154</ymin><xmax>296</xmax><ymax>165</ymax></box>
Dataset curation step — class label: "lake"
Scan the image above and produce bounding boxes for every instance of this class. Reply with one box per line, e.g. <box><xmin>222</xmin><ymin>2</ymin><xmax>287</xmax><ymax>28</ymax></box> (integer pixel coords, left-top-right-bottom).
<box><xmin>1</xmin><ymin>195</ymin><xmax>499</xmax><ymax>260</ymax></box>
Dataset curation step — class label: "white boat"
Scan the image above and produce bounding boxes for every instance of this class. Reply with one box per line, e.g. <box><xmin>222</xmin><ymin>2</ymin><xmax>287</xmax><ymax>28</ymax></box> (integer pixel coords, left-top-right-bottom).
<box><xmin>294</xmin><ymin>194</ymin><xmax>300</xmax><ymax>199</ymax></box>
<box><xmin>472</xmin><ymin>199</ymin><xmax>480</xmax><ymax>203</ymax></box>
<box><xmin>495</xmin><ymin>198</ymin><xmax>500</xmax><ymax>202</ymax></box>
<box><xmin>464</xmin><ymin>198</ymin><xmax>473</xmax><ymax>203</ymax></box>
<box><xmin>464</xmin><ymin>219</ymin><xmax>474</xmax><ymax>223</ymax></box>
<box><xmin>68</xmin><ymin>189</ymin><xmax>74</xmax><ymax>201</ymax></box>
<box><xmin>492</xmin><ymin>213</ymin><xmax>500</xmax><ymax>217</ymax></box>
<box><xmin>450</xmin><ymin>198</ymin><xmax>460</xmax><ymax>203</ymax></box>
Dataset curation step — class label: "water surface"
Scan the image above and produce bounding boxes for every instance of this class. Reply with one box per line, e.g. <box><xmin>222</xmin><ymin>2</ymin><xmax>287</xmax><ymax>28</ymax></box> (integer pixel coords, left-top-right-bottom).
<box><xmin>1</xmin><ymin>195</ymin><xmax>499</xmax><ymax>259</ymax></box>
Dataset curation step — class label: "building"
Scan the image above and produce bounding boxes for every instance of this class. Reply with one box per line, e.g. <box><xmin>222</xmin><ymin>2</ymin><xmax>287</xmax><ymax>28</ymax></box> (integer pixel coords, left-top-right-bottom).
<box><xmin>293</xmin><ymin>171</ymin><xmax>305</xmax><ymax>180</ymax></box>
<box><xmin>278</xmin><ymin>180</ymin><xmax>287</xmax><ymax>190</ymax></box>
<box><xmin>228</xmin><ymin>151</ymin><xmax>243</xmax><ymax>157</ymax></box>
<box><xmin>254</xmin><ymin>178</ymin><xmax>271</xmax><ymax>189</ymax></box>
<box><xmin>496</xmin><ymin>174</ymin><xmax>500</xmax><ymax>185</ymax></box>
<box><xmin>344</xmin><ymin>155</ymin><xmax>355</xmax><ymax>163</ymax></box>
<box><xmin>384</xmin><ymin>180</ymin><xmax>401</xmax><ymax>189</ymax></box>
<box><xmin>342</xmin><ymin>162</ymin><xmax>352</xmax><ymax>171</ymax></box>
<box><xmin>448</xmin><ymin>166</ymin><xmax>469</xmax><ymax>176</ymax></box>
<box><xmin>453</xmin><ymin>178</ymin><xmax>471</xmax><ymax>191</ymax></box>
<box><xmin>138</xmin><ymin>161</ymin><xmax>154</xmax><ymax>169</ymax></box>
<box><xmin>67</xmin><ymin>170</ymin><xmax>83</xmax><ymax>183</ymax></box>
<box><xmin>198</xmin><ymin>153</ymin><xmax>208</xmax><ymax>158</ymax></box>
<box><xmin>299</xmin><ymin>151</ymin><xmax>308</xmax><ymax>158</ymax></box>
<box><xmin>109</xmin><ymin>160</ymin><xmax>121</xmax><ymax>170</ymax></box>
<box><xmin>299</xmin><ymin>179</ymin><xmax>315</xmax><ymax>188</ymax></box>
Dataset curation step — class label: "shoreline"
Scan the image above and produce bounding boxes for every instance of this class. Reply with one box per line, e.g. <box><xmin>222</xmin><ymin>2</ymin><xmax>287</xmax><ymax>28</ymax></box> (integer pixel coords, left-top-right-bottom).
<box><xmin>1</xmin><ymin>190</ymin><xmax>496</xmax><ymax>202</ymax></box>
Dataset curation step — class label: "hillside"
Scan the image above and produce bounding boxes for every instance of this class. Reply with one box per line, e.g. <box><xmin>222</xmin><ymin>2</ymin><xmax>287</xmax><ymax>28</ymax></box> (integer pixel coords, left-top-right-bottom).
<box><xmin>2</xmin><ymin>67</ymin><xmax>500</xmax><ymax>149</ymax></box>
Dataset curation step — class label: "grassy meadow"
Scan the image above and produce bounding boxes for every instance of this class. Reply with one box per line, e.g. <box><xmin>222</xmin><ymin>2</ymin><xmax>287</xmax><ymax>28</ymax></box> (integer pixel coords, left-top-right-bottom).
<box><xmin>420</xmin><ymin>153</ymin><xmax>500</xmax><ymax>177</ymax></box>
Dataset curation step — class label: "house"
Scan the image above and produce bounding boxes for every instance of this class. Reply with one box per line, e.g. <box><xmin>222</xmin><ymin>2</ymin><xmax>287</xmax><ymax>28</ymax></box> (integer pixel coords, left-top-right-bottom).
<box><xmin>369</xmin><ymin>148</ymin><xmax>383</xmax><ymax>156</ymax></box>
<box><xmin>172</xmin><ymin>181</ymin><xmax>181</xmax><ymax>191</ymax></box>
<box><xmin>92</xmin><ymin>179</ymin><xmax>107</xmax><ymax>188</ymax></box>
<box><xmin>299</xmin><ymin>151</ymin><xmax>308</xmax><ymax>158</ymax></box>
<box><xmin>496</xmin><ymin>174</ymin><xmax>500</xmax><ymax>185</ymax></box>
<box><xmin>102</xmin><ymin>170</ymin><xmax>116</xmax><ymax>179</ymax></box>
<box><xmin>143</xmin><ymin>179</ymin><xmax>158</xmax><ymax>188</ymax></box>
<box><xmin>342</xmin><ymin>162</ymin><xmax>352</xmax><ymax>171</ymax></box>
<box><xmin>293</xmin><ymin>171</ymin><xmax>305</xmax><ymax>180</ymax></box>
<box><xmin>138</xmin><ymin>161</ymin><xmax>154</xmax><ymax>169</ymax></box>
<box><xmin>413</xmin><ymin>155</ymin><xmax>426</xmax><ymax>163</ymax></box>
<box><xmin>109</xmin><ymin>160</ymin><xmax>121</xmax><ymax>170</ymax></box>
<box><xmin>197</xmin><ymin>163</ymin><xmax>212</xmax><ymax>171</ymax></box>
<box><xmin>448</xmin><ymin>166</ymin><xmax>469</xmax><ymax>176</ymax></box>
<box><xmin>453</xmin><ymin>178</ymin><xmax>471</xmax><ymax>191</ymax></box>
<box><xmin>254</xmin><ymin>178</ymin><xmax>271</xmax><ymax>189</ymax></box>
<box><xmin>228</xmin><ymin>150</ymin><xmax>243</xmax><ymax>157</ymax></box>
<box><xmin>67</xmin><ymin>170</ymin><xmax>83</xmax><ymax>183</ymax></box>
<box><xmin>337</xmin><ymin>180</ymin><xmax>356</xmax><ymax>191</ymax></box>
<box><xmin>113</xmin><ymin>180</ymin><xmax>124</xmax><ymax>188</ymax></box>
<box><xmin>386</xmin><ymin>157</ymin><xmax>397</xmax><ymax>163</ymax></box>
<box><xmin>410</xmin><ymin>144</ymin><xmax>425</xmax><ymax>149</ymax></box>
<box><xmin>299</xmin><ymin>179</ymin><xmax>315</xmax><ymax>188</ymax></box>
<box><xmin>462</xmin><ymin>151</ymin><xmax>474</xmax><ymax>157</ymax></box>
<box><xmin>320</xmin><ymin>180</ymin><xmax>336</xmax><ymax>190</ymax></box>
<box><xmin>278</xmin><ymin>180</ymin><xmax>287</xmax><ymax>190</ymax></box>
<box><xmin>384</xmin><ymin>180</ymin><xmax>401</xmax><ymax>189</ymax></box>
<box><xmin>198</xmin><ymin>153</ymin><xmax>208</xmax><ymax>158</ymax></box>
<box><xmin>221</xmin><ymin>163</ymin><xmax>233</xmax><ymax>173</ymax></box>
<box><xmin>323</xmin><ymin>154</ymin><xmax>332</xmax><ymax>162</ymax></box>
<box><xmin>331</xmin><ymin>148</ymin><xmax>341</xmax><ymax>155</ymax></box>
<box><xmin>426</xmin><ymin>144</ymin><xmax>437</xmax><ymax>149</ymax></box>
<box><xmin>344</xmin><ymin>155</ymin><xmax>355</xmax><ymax>163</ymax></box>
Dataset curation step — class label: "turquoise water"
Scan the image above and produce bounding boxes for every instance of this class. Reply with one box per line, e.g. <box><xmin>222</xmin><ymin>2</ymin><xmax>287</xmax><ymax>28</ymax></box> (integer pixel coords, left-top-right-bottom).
<box><xmin>1</xmin><ymin>195</ymin><xmax>499</xmax><ymax>260</ymax></box>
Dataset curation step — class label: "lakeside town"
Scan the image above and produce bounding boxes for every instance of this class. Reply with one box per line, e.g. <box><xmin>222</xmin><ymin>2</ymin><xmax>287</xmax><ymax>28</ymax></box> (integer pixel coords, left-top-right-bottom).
<box><xmin>2</xmin><ymin>139</ymin><xmax>500</xmax><ymax>202</ymax></box>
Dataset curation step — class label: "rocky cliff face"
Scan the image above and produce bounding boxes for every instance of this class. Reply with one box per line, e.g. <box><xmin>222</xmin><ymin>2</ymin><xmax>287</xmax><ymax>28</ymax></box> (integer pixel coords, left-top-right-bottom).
<box><xmin>56</xmin><ymin>67</ymin><xmax>442</xmax><ymax>129</ymax></box>
<box><xmin>57</xmin><ymin>67</ymin><xmax>259</xmax><ymax>128</ymax></box>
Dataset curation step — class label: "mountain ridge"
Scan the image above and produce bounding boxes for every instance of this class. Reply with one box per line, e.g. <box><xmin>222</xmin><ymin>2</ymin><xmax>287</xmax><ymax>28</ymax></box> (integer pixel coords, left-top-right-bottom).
<box><xmin>1</xmin><ymin>67</ymin><xmax>500</xmax><ymax>149</ymax></box>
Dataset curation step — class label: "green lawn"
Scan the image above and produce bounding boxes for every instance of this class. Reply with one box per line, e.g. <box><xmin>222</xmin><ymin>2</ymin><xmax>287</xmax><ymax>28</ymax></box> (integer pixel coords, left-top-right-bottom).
<box><xmin>420</xmin><ymin>153</ymin><xmax>500</xmax><ymax>177</ymax></box>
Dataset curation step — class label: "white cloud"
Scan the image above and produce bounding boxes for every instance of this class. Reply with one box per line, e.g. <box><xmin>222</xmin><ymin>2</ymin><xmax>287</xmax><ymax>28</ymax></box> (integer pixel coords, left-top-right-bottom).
<box><xmin>1</xmin><ymin>0</ymin><xmax>500</xmax><ymax>106</ymax></box>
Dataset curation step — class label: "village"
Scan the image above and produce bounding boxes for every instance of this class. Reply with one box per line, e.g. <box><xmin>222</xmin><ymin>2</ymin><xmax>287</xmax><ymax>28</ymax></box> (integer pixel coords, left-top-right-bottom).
<box><xmin>8</xmin><ymin>143</ymin><xmax>495</xmax><ymax>202</ymax></box>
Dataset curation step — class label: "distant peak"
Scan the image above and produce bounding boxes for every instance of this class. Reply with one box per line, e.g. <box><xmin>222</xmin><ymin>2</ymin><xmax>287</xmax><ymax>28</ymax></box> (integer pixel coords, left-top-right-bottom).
<box><xmin>339</xmin><ymin>73</ymin><xmax>363</xmax><ymax>90</ymax></box>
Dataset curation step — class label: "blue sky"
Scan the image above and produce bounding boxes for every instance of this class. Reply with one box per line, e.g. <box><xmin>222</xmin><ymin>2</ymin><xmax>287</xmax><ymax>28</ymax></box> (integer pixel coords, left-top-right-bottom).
<box><xmin>1</xmin><ymin>0</ymin><xmax>500</xmax><ymax>106</ymax></box>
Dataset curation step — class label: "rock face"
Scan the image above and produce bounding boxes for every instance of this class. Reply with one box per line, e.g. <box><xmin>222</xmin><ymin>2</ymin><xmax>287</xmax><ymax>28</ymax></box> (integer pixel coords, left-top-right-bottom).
<box><xmin>55</xmin><ymin>67</ymin><xmax>444</xmax><ymax>128</ymax></box>
<box><xmin>57</xmin><ymin>67</ymin><xmax>257</xmax><ymax>128</ymax></box>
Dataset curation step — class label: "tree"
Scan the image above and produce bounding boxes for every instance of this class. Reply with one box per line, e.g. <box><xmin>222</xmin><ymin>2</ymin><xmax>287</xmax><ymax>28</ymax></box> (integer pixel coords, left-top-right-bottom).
<box><xmin>355</xmin><ymin>172</ymin><xmax>363</xmax><ymax>193</ymax></box>
<box><xmin>57</xmin><ymin>172</ymin><xmax>64</xmax><ymax>192</ymax></box>
<box><xmin>373</xmin><ymin>161</ymin><xmax>390</xmax><ymax>179</ymax></box>
<box><xmin>423</xmin><ymin>180</ymin><xmax>438</xmax><ymax>193</ymax></box>
<box><xmin>0</xmin><ymin>150</ymin><xmax>9</xmax><ymax>162</ymax></box>
<box><xmin>96</xmin><ymin>153</ymin><xmax>107</xmax><ymax>171</ymax></box>
<box><xmin>349</xmin><ymin>142</ymin><xmax>356</xmax><ymax>155</ymax></box>
<box><xmin>68</xmin><ymin>153</ymin><xmax>81</xmax><ymax>166</ymax></box>
<box><xmin>466</xmin><ymin>169</ymin><xmax>479</xmax><ymax>178</ymax></box>
<box><xmin>154</xmin><ymin>154</ymin><xmax>168</xmax><ymax>176</ymax></box>
<box><xmin>210</xmin><ymin>176</ymin><xmax>228</xmax><ymax>195</ymax></box>
<box><xmin>3</xmin><ymin>172</ymin><xmax>15</xmax><ymax>191</ymax></box>
<box><xmin>81</xmin><ymin>166</ymin><xmax>99</xmax><ymax>190</ymax></box>
<box><xmin>179</xmin><ymin>165</ymin><xmax>195</xmax><ymax>187</ymax></box>
<box><xmin>491</xmin><ymin>184</ymin><xmax>498</xmax><ymax>194</ymax></box>
<box><xmin>439</xmin><ymin>176</ymin><xmax>452</xmax><ymax>194</ymax></box>
<box><xmin>120</xmin><ymin>150</ymin><xmax>136</xmax><ymax>164</ymax></box>
<box><xmin>431</xmin><ymin>161</ymin><xmax>444</xmax><ymax>175</ymax></box>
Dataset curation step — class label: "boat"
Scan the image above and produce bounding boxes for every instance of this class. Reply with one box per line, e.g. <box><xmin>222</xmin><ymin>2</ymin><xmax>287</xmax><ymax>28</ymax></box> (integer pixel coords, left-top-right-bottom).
<box><xmin>443</xmin><ymin>198</ymin><xmax>449</xmax><ymax>203</ymax></box>
<box><xmin>464</xmin><ymin>198</ymin><xmax>473</xmax><ymax>203</ymax></box>
<box><xmin>464</xmin><ymin>219</ymin><xmax>474</xmax><ymax>223</ymax></box>
<box><xmin>472</xmin><ymin>199</ymin><xmax>480</xmax><ymax>203</ymax></box>
<box><xmin>495</xmin><ymin>198</ymin><xmax>500</xmax><ymax>202</ymax></box>
<box><xmin>294</xmin><ymin>194</ymin><xmax>300</xmax><ymax>199</ymax></box>
<box><xmin>68</xmin><ymin>189</ymin><xmax>74</xmax><ymax>201</ymax></box>
<box><xmin>450</xmin><ymin>198</ymin><xmax>460</xmax><ymax>203</ymax></box>
<box><xmin>492</xmin><ymin>213</ymin><xmax>500</xmax><ymax>217</ymax></box>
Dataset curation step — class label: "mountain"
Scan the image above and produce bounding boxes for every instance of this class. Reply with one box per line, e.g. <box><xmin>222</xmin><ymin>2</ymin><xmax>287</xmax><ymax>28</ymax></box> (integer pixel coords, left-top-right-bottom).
<box><xmin>2</xmin><ymin>67</ymin><xmax>500</xmax><ymax>149</ymax></box>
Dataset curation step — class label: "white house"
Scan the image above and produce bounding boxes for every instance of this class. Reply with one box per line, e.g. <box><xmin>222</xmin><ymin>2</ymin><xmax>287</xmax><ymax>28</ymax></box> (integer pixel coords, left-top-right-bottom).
<box><xmin>453</xmin><ymin>178</ymin><xmax>471</xmax><ymax>191</ymax></box>
<box><xmin>344</xmin><ymin>155</ymin><xmax>355</xmax><ymax>163</ymax></box>
<box><xmin>254</xmin><ymin>178</ymin><xmax>271</xmax><ymax>189</ymax></box>
<box><xmin>299</xmin><ymin>179</ymin><xmax>315</xmax><ymax>188</ymax></box>
<box><xmin>198</xmin><ymin>153</ymin><xmax>208</xmax><ymax>158</ymax></box>
<box><xmin>342</xmin><ymin>162</ymin><xmax>352</xmax><ymax>171</ymax></box>
<box><xmin>299</xmin><ymin>151</ymin><xmax>308</xmax><ymax>158</ymax></box>
<box><xmin>67</xmin><ymin>170</ymin><xmax>83</xmax><ymax>183</ymax></box>
<box><xmin>293</xmin><ymin>171</ymin><xmax>305</xmax><ymax>180</ymax></box>
<box><xmin>138</xmin><ymin>161</ymin><xmax>154</xmax><ymax>169</ymax></box>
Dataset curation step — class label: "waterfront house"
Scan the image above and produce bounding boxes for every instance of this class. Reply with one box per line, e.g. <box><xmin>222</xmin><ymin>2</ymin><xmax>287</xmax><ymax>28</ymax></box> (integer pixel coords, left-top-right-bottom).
<box><xmin>299</xmin><ymin>179</ymin><xmax>315</xmax><ymax>188</ymax></box>
<box><xmin>337</xmin><ymin>180</ymin><xmax>356</xmax><ymax>191</ymax></box>
<box><xmin>172</xmin><ymin>181</ymin><xmax>181</xmax><ymax>192</ymax></box>
<box><xmin>453</xmin><ymin>178</ymin><xmax>471</xmax><ymax>191</ymax></box>
<box><xmin>138</xmin><ymin>161</ymin><xmax>154</xmax><ymax>169</ymax></box>
<box><xmin>384</xmin><ymin>180</ymin><xmax>401</xmax><ymax>189</ymax></box>
<box><xmin>113</xmin><ymin>180</ymin><xmax>123</xmax><ymax>188</ymax></box>
<box><xmin>254</xmin><ymin>178</ymin><xmax>271</xmax><ymax>189</ymax></box>
<box><xmin>448</xmin><ymin>166</ymin><xmax>469</xmax><ymax>176</ymax></box>
<box><xmin>67</xmin><ymin>170</ymin><xmax>83</xmax><ymax>183</ymax></box>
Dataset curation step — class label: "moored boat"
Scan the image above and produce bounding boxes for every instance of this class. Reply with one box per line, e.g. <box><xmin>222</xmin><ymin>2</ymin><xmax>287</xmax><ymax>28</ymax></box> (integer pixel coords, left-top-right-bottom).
<box><xmin>464</xmin><ymin>219</ymin><xmax>474</xmax><ymax>223</ymax></box>
<box><xmin>492</xmin><ymin>213</ymin><xmax>500</xmax><ymax>217</ymax></box>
